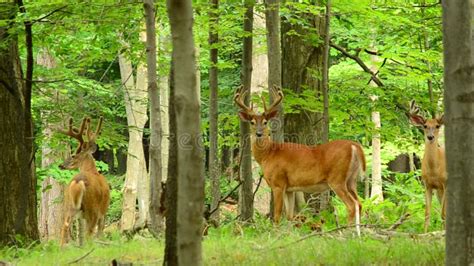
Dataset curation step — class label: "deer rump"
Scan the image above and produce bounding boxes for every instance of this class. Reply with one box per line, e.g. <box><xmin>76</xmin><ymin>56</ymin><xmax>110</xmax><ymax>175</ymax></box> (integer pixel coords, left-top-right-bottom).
<box><xmin>63</xmin><ymin>173</ymin><xmax>110</xmax><ymax>236</ymax></box>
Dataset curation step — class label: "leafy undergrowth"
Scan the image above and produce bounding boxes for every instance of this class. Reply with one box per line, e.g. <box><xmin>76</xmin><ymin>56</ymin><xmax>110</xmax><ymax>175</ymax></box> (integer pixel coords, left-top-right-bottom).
<box><xmin>1</xmin><ymin>223</ymin><xmax>445</xmax><ymax>266</ymax></box>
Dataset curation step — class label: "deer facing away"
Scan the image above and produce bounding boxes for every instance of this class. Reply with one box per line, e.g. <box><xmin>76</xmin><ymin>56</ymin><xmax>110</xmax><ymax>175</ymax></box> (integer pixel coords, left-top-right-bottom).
<box><xmin>235</xmin><ymin>86</ymin><xmax>365</xmax><ymax>230</ymax></box>
<box><xmin>59</xmin><ymin>117</ymin><xmax>110</xmax><ymax>246</ymax></box>
<box><xmin>409</xmin><ymin>101</ymin><xmax>446</xmax><ymax>232</ymax></box>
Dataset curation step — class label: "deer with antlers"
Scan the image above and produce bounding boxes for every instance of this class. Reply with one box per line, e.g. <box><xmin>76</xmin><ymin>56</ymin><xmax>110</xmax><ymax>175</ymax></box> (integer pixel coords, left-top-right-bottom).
<box><xmin>409</xmin><ymin>100</ymin><xmax>446</xmax><ymax>232</ymax></box>
<box><xmin>59</xmin><ymin>117</ymin><xmax>110</xmax><ymax>246</ymax></box>
<box><xmin>234</xmin><ymin>86</ymin><xmax>365</xmax><ymax>231</ymax></box>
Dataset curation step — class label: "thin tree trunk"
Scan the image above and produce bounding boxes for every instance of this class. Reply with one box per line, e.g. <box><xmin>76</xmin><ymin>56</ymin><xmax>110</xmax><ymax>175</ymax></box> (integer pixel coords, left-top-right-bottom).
<box><xmin>164</xmin><ymin>64</ymin><xmax>178</xmax><ymax>266</ymax></box>
<box><xmin>239</xmin><ymin>0</ymin><xmax>255</xmax><ymax>222</ymax></box>
<box><xmin>370</xmin><ymin>109</ymin><xmax>383</xmax><ymax>202</ymax></box>
<box><xmin>167</xmin><ymin>0</ymin><xmax>204</xmax><ymax>264</ymax></box>
<box><xmin>443</xmin><ymin>0</ymin><xmax>474</xmax><ymax>264</ymax></box>
<box><xmin>319</xmin><ymin>0</ymin><xmax>332</xmax><ymax>211</ymax></box>
<box><xmin>265</xmin><ymin>0</ymin><xmax>283</xmax><ymax>142</ymax></box>
<box><xmin>208</xmin><ymin>0</ymin><xmax>220</xmax><ymax>223</ymax></box>
<box><xmin>144</xmin><ymin>0</ymin><xmax>164</xmax><ymax>236</ymax></box>
<box><xmin>369</xmin><ymin>40</ymin><xmax>383</xmax><ymax>202</ymax></box>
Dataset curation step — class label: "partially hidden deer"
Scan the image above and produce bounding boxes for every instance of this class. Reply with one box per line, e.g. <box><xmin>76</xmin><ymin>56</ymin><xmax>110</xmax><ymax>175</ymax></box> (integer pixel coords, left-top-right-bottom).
<box><xmin>409</xmin><ymin>100</ymin><xmax>446</xmax><ymax>232</ymax></box>
<box><xmin>234</xmin><ymin>86</ymin><xmax>365</xmax><ymax>231</ymax></box>
<box><xmin>59</xmin><ymin>117</ymin><xmax>110</xmax><ymax>246</ymax></box>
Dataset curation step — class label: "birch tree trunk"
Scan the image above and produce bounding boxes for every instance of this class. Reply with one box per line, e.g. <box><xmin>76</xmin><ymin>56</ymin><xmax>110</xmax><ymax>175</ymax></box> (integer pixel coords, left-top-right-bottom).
<box><xmin>167</xmin><ymin>0</ymin><xmax>205</xmax><ymax>264</ymax></box>
<box><xmin>443</xmin><ymin>0</ymin><xmax>474</xmax><ymax>264</ymax></box>
<box><xmin>239</xmin><ymin>0</ymin><xmax>255</xmax><ymax>222</ymax></box>
<box><xmin>144</xmin><ymin>0</ymin><xmax>164</xmax><ymax>236</ymax></box>
<box><xmin>369</xmin><ymin>42</ymin><xmax>383</xmax><ymax>202</ymax></box>
<box><xmin>208</xmin><ymin>0</ymin><xmax>220</xmax><ymax>223</ymax></box>
<box><xmin>119</xmin><ymin>52</ymin><xmax>149</xmax><ymax>232</ymax></box>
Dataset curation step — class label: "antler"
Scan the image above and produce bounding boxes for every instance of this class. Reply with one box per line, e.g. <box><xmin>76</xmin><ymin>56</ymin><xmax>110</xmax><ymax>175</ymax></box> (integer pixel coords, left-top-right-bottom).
<box><xmin>262</xmin><ymin>85</ymin><xmax>283</xmax><ymax>115</ymax></box>
<box><xmin>409</xmin><ymin>100</ymin><xmax>426</xmax><ymax>126</ymax></box>
<box><xmin>59</xmin><ymin>117</ymin><xmax>89</xmax><ymax>154</ymax></box>
<box><xmin>86</xmin><ymin>116</ymin><xmax>103</xmax><ymax>144</ymax></box>
<box><xmin>234</xmin><ymin>85</ymin><xmax>255</xmax><ymax>115</ymax></box>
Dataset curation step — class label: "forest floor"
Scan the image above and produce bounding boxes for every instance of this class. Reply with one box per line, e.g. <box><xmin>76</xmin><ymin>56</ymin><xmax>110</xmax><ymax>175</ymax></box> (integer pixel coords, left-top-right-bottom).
<box><xmin>0</xmin><ymin>222</ymin><xmax>445</xmax><ymax>265</ymax></box>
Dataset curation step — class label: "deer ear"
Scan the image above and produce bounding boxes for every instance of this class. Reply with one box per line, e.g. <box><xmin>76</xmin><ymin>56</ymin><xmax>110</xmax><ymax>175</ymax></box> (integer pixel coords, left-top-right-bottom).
<box><xmin>238</xmin><ymin>111</ymin><xmax>252</xmax><ymax>122</ymax></box>
<box><xmin>437</xmin><ymin>114</ymin><xmax>444</xmax><ymax>125</ymax></box>
<box><xmin>265</xmin><ymin>110</ymin><xmax>278</xmax><ymax>120</ymax></box>
<box><xmin>409</xmin><ymin>114</ymin><xmax>425</xmax><ymax>127</ymax></box>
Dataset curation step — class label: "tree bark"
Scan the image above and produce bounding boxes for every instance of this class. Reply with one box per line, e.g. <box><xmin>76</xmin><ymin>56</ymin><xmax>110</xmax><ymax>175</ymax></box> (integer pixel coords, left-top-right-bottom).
<box><xmin>443</xmin><ymin>0</ymin><xmax>474</xmax><ymax>264</ymax></box>
<box><xmin>265</xmin><ymin>0</ymin><xmax>283</xmax><ymax>143</ymax></box>
<box><xmin>144</xmin><ymin>0</ymin><xmax>164</xmax><ymax>236</ymax></box>
<box><xmin>0</xmin><ymin>2</ymin><xmax>39</xmax><ymax>245</ymax></box>
<box><xmin>37</xmin><ymin>48</ymin><xmax>65</xmax><ymax>241</ymax></box>
<box><xmin>167</xmin><ymin>0</ymin><xmax>204</xmax><ymax>264</ymax></box>
<box><xmin>208</xmin><ymin>0</ymin><xmax>220</xmax><ymax>223</ymax></box>
<box><xmin>239</xmin><ymin>0</ymin><xmax>255</xmax><ymax>222</ymax></box>
<box><xmin>118</xmin><ymin>52</ymin><xmax>149</xmax><ymax>232</ymax></box>
<box><xmin>164</xmin><ymin>64</ymin><xmax>178</xmax><ymax>266</ymax></box>
<box><xmin>370</xmin><ymin>110</ymin><xmax>383</xmax><ymax>202</ymax></box>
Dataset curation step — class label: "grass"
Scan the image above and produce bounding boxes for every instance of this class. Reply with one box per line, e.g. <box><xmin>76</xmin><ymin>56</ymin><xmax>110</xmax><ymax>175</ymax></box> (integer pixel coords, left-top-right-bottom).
<box><xmin>0</xmin><ymin>222</ymin><xmax>445</xmax><ymax>266</ymax></box>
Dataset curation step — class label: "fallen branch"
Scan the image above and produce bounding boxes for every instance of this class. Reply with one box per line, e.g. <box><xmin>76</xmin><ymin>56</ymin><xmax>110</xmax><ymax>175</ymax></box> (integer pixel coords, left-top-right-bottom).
<box><xmin>68</xmin><ymin>248</ymin><xmax>94</xmax><ymax>264</ymax></box>
<box><xmin>388</xmin><ymin>213</ymin><xmax>411</xmax><ymax>230</ymax></box>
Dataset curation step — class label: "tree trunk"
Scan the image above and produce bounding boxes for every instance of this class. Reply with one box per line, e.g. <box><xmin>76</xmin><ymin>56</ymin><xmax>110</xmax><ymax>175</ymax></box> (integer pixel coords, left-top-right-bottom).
<box><xmin>118</xmin><ymin>52</ymin><xmax>149</xmax><ymax>232</ymax></box>
<box><xmin>167</xmin><ymin>0</ymin><xmax>204</xmax><ymax>264</ymax></box>
<box><xmin>370</xmin><ymin>110</ymin><xmax>383</xmax><ymax>202</ymax></box>
<box><xmin>318</xmin><ymin>0</ymin><xmax>332</xmax><ymax>213</ymax></box>
<box><xmin>164</xmin><ymin>64</ymin><xmax>178</xmax><ymax>266</ymax></box>
<box><xmin>239</xmin><ymin>0</ymin><xmax>255</xmax><ymax>222</ymax></box>
<box><xmin>144</xmin><ymin>0</ymin><xmax>164</xmax><ymax>236</ymax></box>
<box><xmin>208</xmin><ymin>0</ymin><xmax>220</xmax><ymax>223</ymax></box>
<box><xmin>0</xmin><ymin>2</ymin><xmax>39</xmax><ymax>245</ymax></box>
<box><xmin>369</xmin><ymin>39</ymin><xmax>383</xmax><ymax>202</ymax></box>
<box><xmin>443</xmin><ymin>0</ymin><xmax>474</xmax><ymax>264</ymax></box>
<box><xmin>37</xmin><ymin>48</ymin><xmax>65</xmax><ymax>241</ymax></box>
<box><xmin>281</xmin><ymin>2</ymin><xmax>324</xmax><ymax>145</ymax></box>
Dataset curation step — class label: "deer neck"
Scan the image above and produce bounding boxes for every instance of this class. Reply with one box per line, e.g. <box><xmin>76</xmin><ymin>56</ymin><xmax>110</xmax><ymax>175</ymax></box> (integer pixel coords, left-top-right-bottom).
<box><xmin>251</xmin><ymin>135</ymin><xmax>274</xmax><ymax>164</ymax></box>
<box><xmin>423</xmin><ymin>139</ymin><xmax>442</xmax><ymax>166</ymax></box>
<box><xmin>79</xmin><ymin>155</ymin><xmax>99</xmax><ymax>174</ymax></box>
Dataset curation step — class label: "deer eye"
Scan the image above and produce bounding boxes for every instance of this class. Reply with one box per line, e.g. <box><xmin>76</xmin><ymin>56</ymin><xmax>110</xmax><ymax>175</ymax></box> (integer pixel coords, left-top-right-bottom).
<box><xmin>423</xmin><ymin>125</ymin><xmax>427</xmax><ymax>129</ymax></box>
<box><xmin>436</xmin><ymin>125</ymin><xmax>440</xmax><ymax>129</ymax></box>
<box><xmin>250</xmin><ymin>121</ymin><xmax>255</xmax><ymax>125</ymax></box>
<box><xmin>263</xmin><ymin>121</ymin><xmax>268</xmax><ymax>125</ymax></box>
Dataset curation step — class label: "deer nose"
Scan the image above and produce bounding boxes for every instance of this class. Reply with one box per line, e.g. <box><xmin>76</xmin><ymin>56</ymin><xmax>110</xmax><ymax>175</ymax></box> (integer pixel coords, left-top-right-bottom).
<box><xmin>256</xmin><ymin>132</ymin><xmax>263</xmax><ymax>138</ymax></box>
<box><xmin>427</xmin><ymin>135</ymin><xmax>434</xmax><ymax>141</ymax></box>
<box><xmin>59</xmin><ymin>164</ymin><xmax>66</xmax><ymax>170</ymax></box>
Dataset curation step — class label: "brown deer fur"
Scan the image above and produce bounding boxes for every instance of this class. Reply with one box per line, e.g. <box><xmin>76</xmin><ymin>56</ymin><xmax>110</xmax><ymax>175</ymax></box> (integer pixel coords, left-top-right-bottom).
<box><xmin>409</xmin><ymin>103</ymin><xmax>446</xmax><ymax>232</ymax></box>
<box><xmin>235</xmin><ymin>86</ymin><xmax>365</xmax><ymax>226</ymax></box>
<box><xmin>59</xmin><ymin>117</ymin><xmax>110</xmax><ymax>246</ymax></box>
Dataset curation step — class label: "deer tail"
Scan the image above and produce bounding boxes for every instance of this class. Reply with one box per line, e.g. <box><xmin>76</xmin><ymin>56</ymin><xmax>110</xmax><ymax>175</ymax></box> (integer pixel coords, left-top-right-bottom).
<box><xmin>350</xmin><ymin>144</ymin><xmax>366</xmax><ymax>182</ymax></box>
<box><xmin>69</xmin><ymin>180</ymin><xmax>86</xmax><ymax>210</ymax></box>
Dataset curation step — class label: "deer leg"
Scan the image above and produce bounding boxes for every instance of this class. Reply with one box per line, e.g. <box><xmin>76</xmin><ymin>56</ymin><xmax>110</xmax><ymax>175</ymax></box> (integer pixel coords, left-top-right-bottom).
<box><xmin>330</xmin><ymin>185</ymin><xmax>357</xmax><ymax>224</ymax></box>
<box><xmin>272</xmin><ymin>187</ymin><xmax>284</xmax><ymax>224</ymax></box>
<box><xmin>283</xmin><ymin>191</ymin><xmax>295</xmax><ymax>220</ymax></box>
<box><xmin>60</xmin><ymin>214</ymin><xmax>73</xmax><ymax>247</ymax></box>
<box><xmin>436</xmin><ymin>187</ymin><xmax>446</xmax><ymax>221</ymax></box>
<box><xmin>424</xmin><ymin>187</ymin><xmax>433</xmax><ymax>233</ymax></box>
<box><xmin>97</xmin><ymin>217</ymin><xmax>105</xmax><ymax>238</ymax></box>
<box><xmin>86</xmin><ymin>216</ymin><xmax>99</xmax><ymax>240</ymax></box>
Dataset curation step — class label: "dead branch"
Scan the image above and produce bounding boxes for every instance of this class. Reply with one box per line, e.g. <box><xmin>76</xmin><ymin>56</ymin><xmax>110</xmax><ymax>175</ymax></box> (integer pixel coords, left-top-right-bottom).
<box><xmin>67</xmin><ymin>248</ymin><xmax>94</xmax><ymax>264</ymax></box>
<box><xmin>388</xmin><ymin>213</ymin><xmax>411</xmax><ymax>230</ymax></box>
